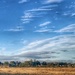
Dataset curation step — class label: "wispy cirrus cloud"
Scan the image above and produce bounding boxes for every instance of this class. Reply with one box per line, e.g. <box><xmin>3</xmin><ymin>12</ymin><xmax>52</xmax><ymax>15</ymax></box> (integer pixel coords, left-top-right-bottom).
<box><xmin>4</xmin><ymin>26</ymin><xmax>24</xmax><ymax>32</ymax></box>
<box><xmin>28</xmin><ymin>8</ymin><xmax>52</xmax><ymax>12</ymax></box>
<box><xmin>21</xmin><ymin>12</ymin><xmax>34</xmax><ymax>24</ymax></box>
<box><xmin>35</xmin><ymin>21</ymin><xmax>52</xmax><ymax>32</ymax></box>
<box><xmin>21</xmin><ymin>5</ymin><xmax>57</xmax><ymax>24</ymax></box>
<box><xmin>18</xmin><ymin>0</ymin><xmax>28</xmax><ymax>4</ymax></box>
<box><xmin>39</xmin><ymin>21</ymin><xmax>51</xmax><ymax>27</ymax></box>
<box><xmin>63</xmin><ymin>12</ymin><xmax>75</xmax><ymax>17</ymax></box>
<box><xmin>35</xmin><ymin>23</ymin><xmax>75</xmax><ymax>33</ymax></box>
<box><xmin>62</xmin><ymin>2</ymin><xmax>75</xmax><ymax>17</ymax></box>
<box><xmin>28</xmin><ymin>5</ymin><xmax>57</xmax><ymax>12</ymax></box>
<box><xmin>35</xmin><ymin>26</ymin><xmax>52</xmax><ymax>32</ymax></box>
<box><xmin>42</xmin><ymin>0</ymin><xmax>63</xmax><ymax>4</ymax></box>
<box><xmin>56</xmin><ymin>24</ymin><xmax>75</xmax><ymax>33</ymax></box>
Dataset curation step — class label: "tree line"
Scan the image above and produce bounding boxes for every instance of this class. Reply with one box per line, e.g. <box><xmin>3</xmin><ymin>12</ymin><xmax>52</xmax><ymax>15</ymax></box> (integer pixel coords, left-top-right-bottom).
<box><xmin>0</xmin><ymin>60</ymin><xmax>75</xmax><ymax>67</ymax></box>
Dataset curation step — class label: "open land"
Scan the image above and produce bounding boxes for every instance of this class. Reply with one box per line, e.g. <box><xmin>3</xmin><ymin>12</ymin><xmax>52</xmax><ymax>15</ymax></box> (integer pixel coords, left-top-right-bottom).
<box><xmin>0</xmin><ymin>67</ymin><xmax>75</xmax><ymax>75</ymax></box>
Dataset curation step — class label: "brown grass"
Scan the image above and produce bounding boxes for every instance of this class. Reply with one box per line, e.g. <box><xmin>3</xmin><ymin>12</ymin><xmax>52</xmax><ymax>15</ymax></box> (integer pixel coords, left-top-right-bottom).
<box><xmin>0</xmin><ymin>67</ymin><xmax>75</xmax><ymax>75</ymax></box>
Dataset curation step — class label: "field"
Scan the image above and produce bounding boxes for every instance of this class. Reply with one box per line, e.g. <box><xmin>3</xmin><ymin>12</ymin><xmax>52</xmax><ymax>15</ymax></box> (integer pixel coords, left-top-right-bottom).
<box><xmin>0</xmin><ymin>67</ymin><xmax>75</xmax><ymax>75</ymax></box>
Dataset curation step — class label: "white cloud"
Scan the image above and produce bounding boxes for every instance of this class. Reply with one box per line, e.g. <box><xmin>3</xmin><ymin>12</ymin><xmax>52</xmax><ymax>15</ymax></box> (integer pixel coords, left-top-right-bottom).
<box><xmin>28</xmin><ymin>5</ymin><xmax>57</xmax><ymax>12</ymax></box>
<box><xmin>63</xmin><ymin>12</ymin><xmax>75</xmax><ymax>17</ymax></box>
<box><xmin>21</xmin><ymin>11</ymin><xmax>41</xmax><ymax>24</ymax></box>
<box><xmin>36</xmin><ymin>23</ymin><xmax>75</xmax><ymax>34</ymax></box>
<box><xmin>35</xmin><ymin>26</ymin><xmax>52</xmax><ymax>32</ymax></box>
<box><xmin>71</xmin><ymin>13</ymin><xmax>75</xmax><ymax>16</ymax></box>
<box><xmin>56</xmin><ymin>24</ymin><xmax>75</xmax><ymax>33</ymax></box>
<box><xmin>21</xmin><ymin>12</ymin><xmax>33</xmax><ymax>24</ymax></box>
<box><xmin>39</xmin><ymin>21</ymin><xmax>51</xmax><ymax>27</ymax></box>
<box><xmin>28</xmin><ymin>8</ymin><xmax>52</xmax><ymax>12</ymax></box>
<box><xmin>40</xmin><ymin>5</ymin><xmax>58</xmax><ymax>9</ymax></box>
<box><xmin>0</xmin><ymin>34</ymin><xmax>75</xmax><ymax>61</ymax></box>
<box><xmin>22</xmin><ymin>12</ymin><xmax>33</xmax><ymax>19</ymax></box>
<box><xmin>42</xmin><ymin>0</ymin><xmax>63</xmax><ymax>4</ymax></box>
<box><xmin>14</xmin><ymin>34</ymin><xmax>75</xmax><ymax>61</ymax></box>
<box><xmin>21</xmin><ymin>5</ymin><xmax>56</xmax><ymax>24</ymax></box>
<box><xmin>18</xmin><ymin>0</ymin><xmax>28</xmax><ymax>4</ymax></box>
<box><xmin>5</xmin><ymin>26</ymin><xmax>24</xmax><ymax>32</ymax></box>
<box><xmin>35</xmin><ymin>23</ymin><xmax>54</xmax><ymax>32</ymax></box>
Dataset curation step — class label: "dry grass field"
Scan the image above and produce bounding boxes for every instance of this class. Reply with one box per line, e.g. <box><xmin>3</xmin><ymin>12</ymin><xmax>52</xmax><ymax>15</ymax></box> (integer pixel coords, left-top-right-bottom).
<box><xmin>0</xmin><ymin>67</ymin><xmax>75</xmax><ymax>75</ymax></box>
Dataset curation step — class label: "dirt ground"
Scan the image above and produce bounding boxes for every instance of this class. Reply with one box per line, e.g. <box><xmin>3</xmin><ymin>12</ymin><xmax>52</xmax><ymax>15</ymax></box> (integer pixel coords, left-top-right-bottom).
<box><xmin>0</xmin><ymin>67</ymin><xmax>75</xmax><ymax>75</ymax></box>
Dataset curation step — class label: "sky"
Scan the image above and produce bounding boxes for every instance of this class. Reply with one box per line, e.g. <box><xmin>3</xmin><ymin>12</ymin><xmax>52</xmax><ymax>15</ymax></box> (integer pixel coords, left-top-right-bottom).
<box><xmin>0</xmin><ymin>0</ymin><xmax>75</xmax><ymax>62</ymax></box>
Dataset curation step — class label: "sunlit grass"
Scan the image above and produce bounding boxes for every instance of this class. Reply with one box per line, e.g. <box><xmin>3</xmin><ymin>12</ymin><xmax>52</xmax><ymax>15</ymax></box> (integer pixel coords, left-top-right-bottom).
<box><xmin>0</xmin><ymin>67</ymin><xmax>75</xmax><ymax>75</ymax></box>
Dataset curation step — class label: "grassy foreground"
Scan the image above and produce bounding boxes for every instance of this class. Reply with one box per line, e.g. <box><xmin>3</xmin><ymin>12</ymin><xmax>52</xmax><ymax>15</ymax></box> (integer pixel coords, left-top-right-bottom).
<box><xmin>0</xmin><ymin>67</ymin><xmax>75</xmax><ymax>75</ymax></box>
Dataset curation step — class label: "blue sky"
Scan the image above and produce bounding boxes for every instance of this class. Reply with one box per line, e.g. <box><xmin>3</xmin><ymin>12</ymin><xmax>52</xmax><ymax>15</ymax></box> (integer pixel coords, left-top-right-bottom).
<box><xmin>0</xmin><ymin>0</ymin><xmax>75</xmax><ymax>62</ymax></box>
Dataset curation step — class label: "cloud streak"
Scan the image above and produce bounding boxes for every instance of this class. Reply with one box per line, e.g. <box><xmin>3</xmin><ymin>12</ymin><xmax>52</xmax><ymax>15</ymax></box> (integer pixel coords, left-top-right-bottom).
<box><xmin>4</xmin><ymin>26</ymin><xmax>24</xmax><ymax>32</ymax></box>
<box><xmin>39</xmin><ymin>21</ymin><xmax>51</xmax><ymax>27</ymax></box>
<box><xmin>18</xmin><ymin>0</ymin><xmax>28</xmax><ymax>4</ymax></box>
<box><xmin>21</xmin><ymin>4</ymin><xmax>57</xmax><ymax>24</ymax></box>
<box><xmin>42</xmin><ymin>0</ymin><xmax>63</xmax><ymax>4</ymax></box>
<box><xmin>56</xmin><ymin>24</ymin><xmax>75</xmax><ymax>33</ymax></box>
<box><xmin>35</xmin><ymin>27</ymin><xmax>52</xmax><ymax>32</ymax></box>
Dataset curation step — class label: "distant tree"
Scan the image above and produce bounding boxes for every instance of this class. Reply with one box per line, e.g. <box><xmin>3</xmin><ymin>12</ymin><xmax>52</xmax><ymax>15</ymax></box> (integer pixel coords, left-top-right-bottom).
<box><xmin>58</xmin><ymin>62</ymin><xmax>68</xmax><ymax>67</ymax></box>
<box><xmin>42</xmin><ymin>62</ymin><xmax>47</xmax><ymax>67</ymax></box>
<box><xmin>32</xmin><ymin>61</ymin><xmax>41</xmax><ymax>67</ymax></box>
<box><xmin>19</xmin><ymin>60</ymin><xmax>33</xmax><ymax>67</ymax></box>
<box><xmin>15</xmin><ymin>61</ymin><xmax>21</xmax><ymax>67</ymax></box>
<box><xmin>24</xmin><ymin>60</ymin><xmax>32</xmax><ymax>67</ymax></box>
<box><xmin>9</xmin><ymin>61</ymin><xmax>16</xmax><ymax>67</ymax></box>
<box><xmin>0</xmin><ymin>62</ymin><xmax>3</xmax><ymax>66</ymax></box>
<box><xmin>1</xmin><ymin>59</ymin><xmax>75</xmax><ymax>67</ymax></box>
<box><xmin>36</xmin><ymin>61</ymin><xmax>41</xmax><ymax>66</ymax></box>
<box><xmin>3</xmin><ymin>61</ymin><xmax>9</xmax><ymax>67</ymax></box>
<box><xmin>19</xmin><ymin>62</ymin><xmax>25</xmax><ymax>67</ymax></box>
